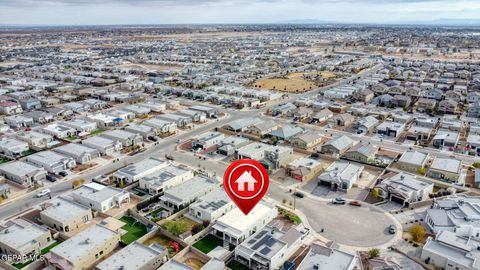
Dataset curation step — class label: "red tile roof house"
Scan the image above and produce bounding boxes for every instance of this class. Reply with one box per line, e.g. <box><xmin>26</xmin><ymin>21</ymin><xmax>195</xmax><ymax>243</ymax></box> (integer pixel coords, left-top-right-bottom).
<box><xmin>0</xmin><ymin>101</ymin><xmax>23</xmax><ymax>115</ymax></box>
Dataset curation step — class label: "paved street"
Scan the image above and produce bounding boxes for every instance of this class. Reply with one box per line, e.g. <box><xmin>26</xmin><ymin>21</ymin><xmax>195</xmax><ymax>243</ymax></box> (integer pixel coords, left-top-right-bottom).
<box><xmin>267</xmin><ymin>181</ymin><xmax>399</xmax><ymax>248</ymax></box>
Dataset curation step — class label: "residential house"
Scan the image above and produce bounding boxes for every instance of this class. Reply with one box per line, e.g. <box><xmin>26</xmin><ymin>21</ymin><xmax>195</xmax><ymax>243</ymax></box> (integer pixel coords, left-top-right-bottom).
<box><xmin>397</xmin><ymin>150</ymin><xmax>429</xmax><ymax>173</ymax></box>
<box><xmin>248</xmin><ymin>120</ymin><xmax>279</xmax><ymax>136</ymax></box>
<box><xmin>62</xmin><ymin>119</ymin><xmax>98</xmax><ymax>135</ymax></box>
<box><xmin>71</xmin><ymin>183</ymin><xmax>130</xmax><ymax>213</ymax></box>
<box><xmin>39</xmin><ymin>196</ymin><xmax>93</xmax><ymax>233</ymax></box>
<box><xmin>160</xmin><ymin>176</ymin><xmax>218</xmax><ymax>211</ymax></box>
<box><xmin>427</xmin><ymin>157</ymin><xmax>462</xmax><ymax>183</ymax></box>
<box><xmin>310</xmin><ymin>109</ymin><xmax>333</xmax><ymax>124</ymax></box>
<box><xmin>54</xmin><ymin>143</ymin><xmax>100</xmax><ymax>164</ymax></box>
<box><xmin>113</xmin><ymin>157</ymin><xmax>168</xmax><ymax>184</ymax></box>
<box><xmin>0</xmin><ymin>137</ymin><xmax>29</xmax><ymax>159</ymax></box>
<box><xmin>318</xmin><ymin>161</ymin><xmax>364</xmax><ymax>191</ymax></box>
<box><xmin>0</xmin><ymin>101</ymin><xmax>22</xmax><ymax>115</ymax></box>
<box><xmin>438</xmin><ymin>99</ymin><xmax>459</xmax><ymax>114</ymax></box>
<box><xmin>5</xmin><ymin>115</ymin><xmax>34</xmax><ymax>129</ymax></box>
<box><xmin>267</xmin><ymin>125</ymin><xmax>304</xmax><ymax>141</ymax></box>
<box><xmin>289</xmin><ymin>131</ymin><xmax>323</xmax><ymax>149</ymax></box>
<box><xmin>0</xmin><ymin>219</ymin><xmax>52</xmax><ymax>264</ymax></box>
<box><xmin>0</xmin><ymin>160</ymin><xmax>47</xmax><ymax>186</ymax></box>
<box><xmin>320</xmin><ymin>135</ymin><xmax>356</xmax><ymax>156</ymax></box>
<box><xmin>421</xmin><ymin>230</ymin><xmax>480</xmax><ymax>270</ymax></box>
<box><xmin>352</xmin><ymin>89</ymin><xmax>374</xmax><ymax>103</ymax></box>
<box><xmin>235</xmin><ymin>142</ymin><xmax>273</xmax><ymax>160</ymax></box>
<box><xmin>82</xmin><ymin>136</ymin><xmax>122</xmax><ymax>156</ymax></box>
<box><xmin>261</xmin><ymin>145</ymin><xmax>294</xmax><ymax>169</ymax></box>
<box><xmin>330</xmin><ymin>113</ymin><xmax>355</xmax><ymax>127</ymax></box>
<box><xmin>26</xmin><ymin>150</ymin><xmax>76</xmax><ymax>174</ymax></box>
<box><xmin>95</xmin><ymin>241</ymin><xmax>168</xmax><ymax>270</ymax></box>
<box><xmin>192</xmin><ymin>132</ymin><xmax>225</xmax><ymax>150</ymax></box>
<box><xmin>44</xmin><ymin>223</ymin><xmax>122</xmax><ymax>270</ymax></box>
<box><xmin>356</xmin><ymin>116</ymin><xmax>379</xmax><ymax>133</ymax></box>
<box><xmin>234</xmin><ymin>225</ymin><xmax>302</xmax><ymax>270</ymax></box>
<box><xmin>376</xmin><ymin>121</ymin><xmax>405</xmax><ymax>138</ymax></box>
<box><xmin>376</xmin><ymin>172</ymin><xmax>433</xmax><ymax>206</ymax></box>
<box><xmin>139</xmin><ymin>164</ymin><xmax>193</xmax><ymax>195</ymax></box>
<box><xmin>101</xmin><ymin>130</ymin><xmax>143</xmax><ymax>147</ymax></box>
<box><xmin>188</xmin><ymin>187</ymin><xmax>235</xmax><ymax>223</ymax></box>
<box><xmin>286</xmin><ymin>157</ymin><xmax>323</xmax><ymax>182</ymax></box>
<box><xmin>143</xmin><ymin>118</ymin><xmax>177</xmax><ymax>134</ymax></box>
<box><xmin>42</xmin><ymin>123</ymin><xmax>77</xmax><ymax>139</ymax></box>
<box><xmin>296</xmin><ymin>242</ymin><xmax>357</xmax><ymax>270</ymax></box>
<box><xmin>212</xmin><ymin>202</ymin><xmax>277</xmax><ymax>245</ymax></box>
<box><xmin>416</xmin><ymin>98</ymin><xmax>437</xmax><ymax>112</ymax></box>
<box><xmin>391</xmin><ymin>95</ymin><xmax>411</xmax><ymax>108</ymax></box>
<box><xmin>343</xmin><ymin>143</ymin><xmax>378</xmax><ymax>163</ymax></box>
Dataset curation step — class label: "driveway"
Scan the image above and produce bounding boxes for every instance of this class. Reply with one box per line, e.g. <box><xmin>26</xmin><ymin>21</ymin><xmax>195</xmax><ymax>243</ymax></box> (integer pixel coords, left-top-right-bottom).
<box><xmin>268</xmin><ymin>184</ymin><xmax>398</xmax><ymax>248</ymax></box>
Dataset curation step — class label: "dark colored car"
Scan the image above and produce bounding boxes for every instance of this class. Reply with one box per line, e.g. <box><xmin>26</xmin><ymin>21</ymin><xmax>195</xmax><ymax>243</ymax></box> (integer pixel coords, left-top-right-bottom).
<box><xmin>46</xmin><ymin>175</ymin><xmax>57</xmax><ymax>182</ymax></box>
<box><xmin>388</xmin><ymin>225</ymin><xmax>396</xmax><ymax>234</ymax></box>
<box><xmin>58</xmin><ymin>171</ymin><xmax>68</xmax><ymax>177</ymax></box>
<box><xmin>294</xmin><ymin>192</ymin><xmax>305</xmax><ymax>198</ymax></box>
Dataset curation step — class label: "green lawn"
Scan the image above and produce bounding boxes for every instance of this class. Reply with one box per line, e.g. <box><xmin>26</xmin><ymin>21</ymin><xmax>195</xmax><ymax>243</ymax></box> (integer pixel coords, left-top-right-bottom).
<box><xmin>161</xmin><ymin>217</ymin><xmax>198</xmax><ymax>236</ymax></box>
<box><xmin>12</xmin><ymin>240</ymin><xmax>63</xmax><ymax>269</ymax></box>
<box><xmin>0</xmin><ymin>158</ymin><xmax>8</xmax><ymax>164</ymax></box>
<box><xmin>90</xmin><ymin>129</ymin><xmax>105</xmax><ymax>136</ymax></box>
<box><xmin>227</xmin><ymin>260</ymin><xmax>249</xmax><ymax>270</ymax></box>
<box><xmin>22</xmin><ymin>149</ymin><xmax>37</xmax><ymax>156</ymax></box>
<box><xmin>65</xmin><ymin>135</ymin><xmax>79</xmax><ymax>141</ymax></box>
<box><xmin>193</xmin><ymin>234</ymin><xmax>234</xmax><ymax>254</ymax></box>
<box><xmin>119</xmin><ymin>216</ymin><xmax>147</xmax><ymax>245</ymax></box>
<box><xmin>150</xmin><ymin>207</ymin><xmax>167</xmax><ymax>217</ymax></box>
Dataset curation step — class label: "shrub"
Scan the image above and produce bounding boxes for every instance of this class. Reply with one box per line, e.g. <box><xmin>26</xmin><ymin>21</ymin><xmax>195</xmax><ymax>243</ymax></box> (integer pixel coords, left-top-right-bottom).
<box><xmin>369</xmin><ymin>248</ymin><xmax>380</xmax><ymax>258</ymax></box>
<box><xmin>409</xmin><ymin>224</ymin><xmax>426</xmax><ymax>243</ymax></box>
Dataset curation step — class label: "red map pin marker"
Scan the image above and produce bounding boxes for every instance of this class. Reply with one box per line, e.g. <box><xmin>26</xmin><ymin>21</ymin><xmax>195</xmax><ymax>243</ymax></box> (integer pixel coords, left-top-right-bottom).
<box><xmin>223</xmin><ymin>159</ymin><xmax>269</xmax><ymax>215</ymax></box>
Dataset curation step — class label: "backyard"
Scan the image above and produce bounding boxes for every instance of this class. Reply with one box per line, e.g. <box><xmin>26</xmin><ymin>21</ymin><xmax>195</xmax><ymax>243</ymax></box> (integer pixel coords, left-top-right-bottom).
<box><xmin>119</xmin><ymin>216</ymin><xmax>147</xmax><ymax>245</ymax></box>
<box><xmin>192</xmin><ymin>234</ymin><xmax>234</xmax><ymax>254</ymax></box>
<box><xmin>143</xmin><ymin>233</ymin><xmax>183</xmax><ymax>257</ymax></box>
<box><xmin>161</xmin><ymin>216</ymin><xmax>199</xmax><ymax>236</ymax></box>
<box><xmin>227</xmin><ymin>260</ymin><xmax>249</xmax><ymax>270</ymax></box>
<box><xmin>12</xmin><ymin>240</ymin><xmax>63</xmax><ymax>269</ymax></box>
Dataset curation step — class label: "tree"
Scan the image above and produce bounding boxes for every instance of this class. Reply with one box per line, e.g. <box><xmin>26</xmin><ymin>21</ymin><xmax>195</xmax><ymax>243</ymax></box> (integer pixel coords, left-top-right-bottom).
<box><xmin>409</xmin><ymin>224</ymin><xmax>426</xmax><ymax>242</ymax></box>
<box><xmin>162</xmin><ymin>220</ymin><xmax>189</xmax><ymax>236</ymax></box>
<box><xmin>370</xmin><ymin>188</ymin><xmax>380</xmax><ymax>199</ymax></box>
<box><xmin>473</xmin><ymin>162</ymin><xmax>480</xmax><ymax>169</ymax></box>
<box><xmin>417</xmin><ymin>167</ymin><xmax>426</xmax><ymax>175</ymax></box>
<box><xmin>368</xmin><ymin>248</ymin><xmax>380</xmax><ymax>258</ymax></box>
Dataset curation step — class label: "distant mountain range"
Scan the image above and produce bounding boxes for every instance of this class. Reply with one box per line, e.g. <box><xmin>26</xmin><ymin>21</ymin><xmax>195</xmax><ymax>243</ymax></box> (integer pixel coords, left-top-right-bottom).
<box><xmin>278</xmin><ymin>18</ymin><xmax>480</xmax><ymax>26</ymax></box>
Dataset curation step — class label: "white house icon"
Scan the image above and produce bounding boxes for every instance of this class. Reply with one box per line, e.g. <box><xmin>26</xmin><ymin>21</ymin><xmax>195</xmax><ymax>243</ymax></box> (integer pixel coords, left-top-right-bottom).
<box><xmin>235</xmin><ymin>171</ymin><xmax>257</xmax><ymax>191</ymax></box>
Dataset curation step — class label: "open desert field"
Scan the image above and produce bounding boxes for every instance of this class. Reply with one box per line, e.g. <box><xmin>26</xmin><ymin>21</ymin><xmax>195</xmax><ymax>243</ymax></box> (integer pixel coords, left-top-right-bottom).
<box><xmin>253</xmin><ymin>71</ymin><xmax>337</xmax><ymax>92</ymax></box>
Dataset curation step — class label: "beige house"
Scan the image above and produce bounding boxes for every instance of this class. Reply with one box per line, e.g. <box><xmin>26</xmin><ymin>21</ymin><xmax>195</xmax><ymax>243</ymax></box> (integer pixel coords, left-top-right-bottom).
<box><xmin>427</xmin><ymin>157</ymin><xmax>462</xmax><ymax>183</ymax></box>
<box><xmin>286</xmin><ymin>157</ymin><xmax>323</xmax><ymax>182</ymax></box>
<box><xmin>290</xmin><ymin>132</ymin><xmax>323</xmax><ymax>149</ymax></box>
<box><xmin>343</xmin><ymin>143</ymin><xmax>378</xmax><ymax>163</ymax></box>
<box><xmin>39</xmin><ymin>197</ymin><xmax>93</xmax><ymax>234</ymax></box>
<box><xmin>45</xmin><ymin>222</ymin><xmax>122</xmax><ymax>270</ymax></box>
<box><xmin>397</xmin><ymin>150</ymin><xmax>429</xmax><ymax>173</ymax></box>
<box><xmin>0</xmin><ymin>219</ymin><xmax>53</xmax><ymax>263</ymax></box>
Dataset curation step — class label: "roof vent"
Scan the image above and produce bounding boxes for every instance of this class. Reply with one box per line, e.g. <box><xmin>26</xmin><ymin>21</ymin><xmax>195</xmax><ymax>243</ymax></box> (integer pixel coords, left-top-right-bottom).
<box><xmin>85</xmin><ymin>238</ymin><xmax>90</xmax><ymax>244</ymax></box>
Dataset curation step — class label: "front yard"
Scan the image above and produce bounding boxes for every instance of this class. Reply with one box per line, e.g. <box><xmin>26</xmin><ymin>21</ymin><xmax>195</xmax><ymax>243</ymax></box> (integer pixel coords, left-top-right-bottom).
<box><xmin>119</xmin><ymin>216</ymin><xmax>147</xmax><ymax>244</ymax></box>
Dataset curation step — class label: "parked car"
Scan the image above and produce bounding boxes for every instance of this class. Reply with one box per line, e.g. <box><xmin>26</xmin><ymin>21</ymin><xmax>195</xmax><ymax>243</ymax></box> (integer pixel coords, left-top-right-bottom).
<box><xmin>332</xmin><ymin>197</ymin><xmax>346</xmax><ymax>205</ymax></box>
<box><xmin>58</xmin><ymin>171</ymin><xmax>68</xmax><ymax>177</ymax></box>
<box><xmin>165</xmin><ymin>154</ymin><xmax>174</xmax><ymax>161</ymax></box>
<box><xmin>349</xmin><ymin>201</ymin><xmax>362</xmax><ymax>207</ymax></box>
<box><xmin>46</xmin><ymin>175</ymin><xmax>57</xmax><ymax>182</ymax></box>
<box><xmin>294</xmin><ymin>192</ymin><xmax>305</xmax><ymax>198</ymax></box>
<box><xmin>148</xmin><ymin>136</ymin><xmax>158</xmax><ymax>142</ymax></box>
<box><xmin>36</xmin><ymin>189</ymin><xmax>51</xmax><ymax>198</ymax></box>
<box><xmin>388</xmin><ymin>224</ymin><xmax>396</xmax><ymax>234</ymax></box>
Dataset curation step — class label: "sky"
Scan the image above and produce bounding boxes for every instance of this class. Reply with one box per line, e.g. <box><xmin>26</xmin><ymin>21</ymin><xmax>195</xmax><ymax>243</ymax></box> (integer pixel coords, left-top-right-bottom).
<box><xmin>0</xmin><ymin>0</ymin><xmax>480</xmax><ymax>26</ymax></box>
